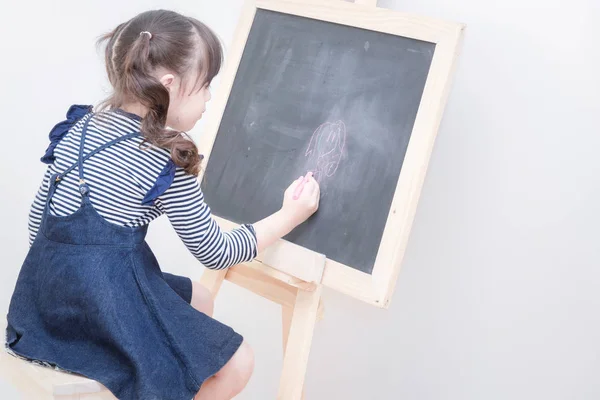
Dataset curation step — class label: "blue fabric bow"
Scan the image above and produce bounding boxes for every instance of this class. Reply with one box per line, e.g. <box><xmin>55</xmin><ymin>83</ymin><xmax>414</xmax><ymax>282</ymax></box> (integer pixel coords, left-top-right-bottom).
<box><xmin>142</xmin><ymin>159</ymin><xmax>177</xmax><ymax>206</ymax></box>
<box><xmin>40</xmin><ymin>104</ymin><xmax>93</xmax><ymax>164</ymax></box>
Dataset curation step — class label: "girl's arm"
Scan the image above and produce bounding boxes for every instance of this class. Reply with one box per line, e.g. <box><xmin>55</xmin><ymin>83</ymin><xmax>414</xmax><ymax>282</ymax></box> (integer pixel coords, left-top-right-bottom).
<box><xmin>157</xmin><ymin>170</ymin><xmax>319</xmax><ymax>270</ymax></box>
<box><xmin>156</xmin><ymin>169</ymin><xmax>256</xmax><ymax>270</ymax></box>
<box><xmin>28</xmin><ymin>166</ymin><xmax>53</xmax><ymax>246</ymax></box>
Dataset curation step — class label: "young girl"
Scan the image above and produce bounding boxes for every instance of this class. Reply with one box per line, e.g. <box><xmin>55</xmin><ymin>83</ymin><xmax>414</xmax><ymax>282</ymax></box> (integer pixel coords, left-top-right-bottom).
<box><xmin>5</xmin><ymin>9</ymin><xmax>319</xmax><ymax>400</ymax></box>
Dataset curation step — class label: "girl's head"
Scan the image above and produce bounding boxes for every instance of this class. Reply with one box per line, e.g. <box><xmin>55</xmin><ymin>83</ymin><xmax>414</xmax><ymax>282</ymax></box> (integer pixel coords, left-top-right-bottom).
<box><xmin>97</xmin><ymin>10</ymin><xmax>223</xmax><ymax>175</ymax></box>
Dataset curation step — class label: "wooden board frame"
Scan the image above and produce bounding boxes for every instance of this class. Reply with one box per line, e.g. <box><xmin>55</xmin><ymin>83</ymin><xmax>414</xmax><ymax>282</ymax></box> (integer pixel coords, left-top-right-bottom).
<box><xmin>197</xmin><ymin>0</ymin><xmax>465</xmax><ymax>307</ymax></box>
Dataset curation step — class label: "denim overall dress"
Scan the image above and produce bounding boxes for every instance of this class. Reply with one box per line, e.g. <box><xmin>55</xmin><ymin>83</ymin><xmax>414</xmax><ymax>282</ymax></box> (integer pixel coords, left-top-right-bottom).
<box><xmin>5</xmin><ymin>110</ymin><xmax>243</xmax><ymax>400</ymax></box>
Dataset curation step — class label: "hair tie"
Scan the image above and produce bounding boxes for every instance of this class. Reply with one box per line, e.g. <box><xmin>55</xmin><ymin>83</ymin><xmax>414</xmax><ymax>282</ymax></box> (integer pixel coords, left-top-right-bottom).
<box><xmin>140</xmin><ymin>31</ymin><xmax>152</xmax><ymax>40</ymax></box>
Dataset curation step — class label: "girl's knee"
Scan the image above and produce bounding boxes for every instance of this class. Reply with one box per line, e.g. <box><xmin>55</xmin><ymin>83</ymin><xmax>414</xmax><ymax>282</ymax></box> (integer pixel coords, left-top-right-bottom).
<box><xmin>191</xmin><ymin>281</ymin><xmax>214</xmax><ymax>316</ymax></box>
<box><xmin>193</xmin><ymin>341</ymin><xmax>254</xmax><ymax>399</ymax></box>
<box><xmin>224</xmin><ymin>341</ymin><xmax>254</xmax><ymax>383</ymax></box>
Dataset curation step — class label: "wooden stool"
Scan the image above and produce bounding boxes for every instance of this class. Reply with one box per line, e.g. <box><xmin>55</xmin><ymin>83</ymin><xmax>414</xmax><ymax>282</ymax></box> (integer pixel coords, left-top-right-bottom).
<box><xmin>0</xmin><ymin>338</ymin><xmax>115</xmax><ymax>400</ymax></box>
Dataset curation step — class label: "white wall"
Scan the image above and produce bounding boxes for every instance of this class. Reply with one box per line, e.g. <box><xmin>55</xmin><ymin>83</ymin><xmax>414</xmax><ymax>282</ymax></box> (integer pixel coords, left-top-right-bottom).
<box><xmin>1</xmin><ymin>0</ymin><xmax>599</xmax><ymax>399</ymax></box>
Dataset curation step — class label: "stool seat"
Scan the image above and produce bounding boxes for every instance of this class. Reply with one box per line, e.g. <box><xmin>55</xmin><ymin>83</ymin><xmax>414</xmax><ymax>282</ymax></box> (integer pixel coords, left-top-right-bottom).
<box><xmin>0</xmin><ymin>335</ymin><xmax>116</xmax><ymax>399</ymax></box>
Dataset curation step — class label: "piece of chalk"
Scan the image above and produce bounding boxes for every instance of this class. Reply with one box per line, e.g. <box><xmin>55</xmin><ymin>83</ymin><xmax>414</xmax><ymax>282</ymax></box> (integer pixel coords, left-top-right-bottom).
<box><xmin>293</xmin><ymin>172</ymin><xmax>312</xmax><ymax>200</ymax></box>
<box><xmin>293</xmin><ymin>178</ymin><xmax>307</xmax><ymax>200</ymax></box>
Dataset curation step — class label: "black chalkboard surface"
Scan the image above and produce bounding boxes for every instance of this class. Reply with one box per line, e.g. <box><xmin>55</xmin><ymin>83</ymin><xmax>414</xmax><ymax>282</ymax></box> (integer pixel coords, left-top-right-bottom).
<box><xmin>202</xmin><ymin>9</ymin><xmax>435</xmax><ymax>274</ymax></box>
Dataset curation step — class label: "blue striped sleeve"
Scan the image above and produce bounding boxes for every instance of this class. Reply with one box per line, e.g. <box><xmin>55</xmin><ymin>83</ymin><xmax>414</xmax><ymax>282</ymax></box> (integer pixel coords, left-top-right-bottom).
<box><xmin>157</xmin><ymin>169</ymin><xmax>258</xmax><ymax>270</ymax></box>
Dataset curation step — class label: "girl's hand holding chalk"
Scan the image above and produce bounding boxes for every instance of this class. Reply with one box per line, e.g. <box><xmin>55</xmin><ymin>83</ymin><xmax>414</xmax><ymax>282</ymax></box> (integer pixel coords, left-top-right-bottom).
<box><xmin>282</xmin><ymin>171</ymin><xmax>320</xmax><ymax>227</ymax></box>
<box><xmin>251</xmin><ymin>172</ymin><xmax>320</xmax><ymax>254</ymax></box>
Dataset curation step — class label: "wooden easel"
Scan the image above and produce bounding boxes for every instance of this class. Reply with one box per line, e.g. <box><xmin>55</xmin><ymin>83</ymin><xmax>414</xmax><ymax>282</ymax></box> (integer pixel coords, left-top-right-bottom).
<box><xmin>193</xmin><ymin>0</ymin><xmax>467</xmax><ymax>396</ymax></box>
<box><xmin>199</xmin><ymin>1</ymin><xmax>397</xmax><ymax>398</ymax></box>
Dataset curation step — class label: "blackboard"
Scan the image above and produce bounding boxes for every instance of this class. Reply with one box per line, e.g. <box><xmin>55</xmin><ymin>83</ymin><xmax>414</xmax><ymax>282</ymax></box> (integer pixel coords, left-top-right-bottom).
<box><xmin>202</xmin><ymin>9</ymin><xmax>435</xmax><ymax>274</ymax></box>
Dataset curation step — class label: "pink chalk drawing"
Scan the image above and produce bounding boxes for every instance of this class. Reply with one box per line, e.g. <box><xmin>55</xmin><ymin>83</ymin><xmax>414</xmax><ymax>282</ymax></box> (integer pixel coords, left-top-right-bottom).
<box><xmin>305</xmin><ymin>120</ymin><xmax>346</xmax><ymax>182</ymax></box>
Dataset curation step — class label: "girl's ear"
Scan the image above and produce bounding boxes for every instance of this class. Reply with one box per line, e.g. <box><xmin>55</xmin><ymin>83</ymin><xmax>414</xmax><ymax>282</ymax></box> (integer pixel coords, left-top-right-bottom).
<box><xmin>159</xmin><ymin>73</ymin><xmax>176</xmax><ymax>91</ymax></box>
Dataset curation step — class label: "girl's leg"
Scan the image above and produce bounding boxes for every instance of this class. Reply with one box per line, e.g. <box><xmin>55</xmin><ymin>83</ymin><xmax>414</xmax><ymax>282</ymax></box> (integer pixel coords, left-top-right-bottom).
<box><xmin>190</xmin><ymin>281</ymin><xmax>214</xmax><ymax>317</ymax></box>
<box><xmin>194</xmin><ymin>340</ymin><xmax>254</xmax><ymax>400</ymax></box>
<box><xmin>190</xmin><ymin>282</ymin><xmax>255</xmax><ymax>399</ymax></box>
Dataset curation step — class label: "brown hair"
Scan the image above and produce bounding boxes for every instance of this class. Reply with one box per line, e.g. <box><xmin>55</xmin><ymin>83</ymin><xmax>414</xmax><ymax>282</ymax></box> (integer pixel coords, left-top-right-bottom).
<box><xmin>96</xmin><ymin>10</ymin><xmax>223</xmax><ymax>175</ymax></box>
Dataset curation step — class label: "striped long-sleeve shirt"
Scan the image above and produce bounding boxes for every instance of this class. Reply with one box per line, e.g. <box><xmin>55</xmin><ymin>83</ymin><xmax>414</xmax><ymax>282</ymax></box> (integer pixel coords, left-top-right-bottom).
<box><xmin>29</xmin><ymin>108</ymin><xmax>257</xmax><ymax>270</ymax></box>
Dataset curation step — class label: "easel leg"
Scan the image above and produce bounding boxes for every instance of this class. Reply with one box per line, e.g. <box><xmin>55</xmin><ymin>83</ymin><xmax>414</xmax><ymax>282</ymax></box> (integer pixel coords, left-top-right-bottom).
<box><xmin>278</xmin><ymin>285</ymin><xmax>323</xmax><ymax>400</ymax></box>
<box><xmin>282</xmin><ymin>304</ymin><xmax>305</xmax><ymax>400</ymax></box>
